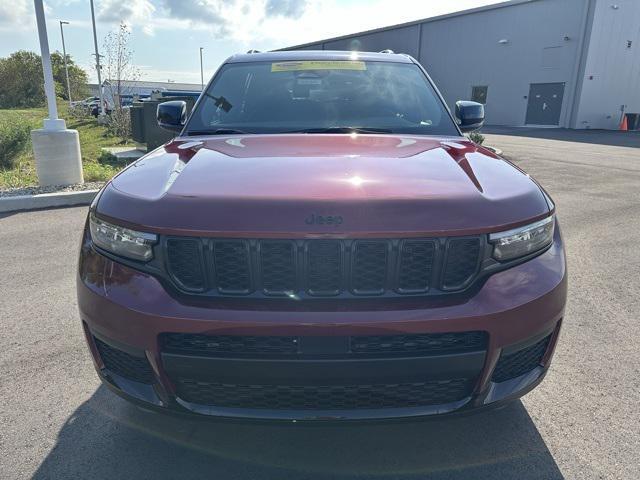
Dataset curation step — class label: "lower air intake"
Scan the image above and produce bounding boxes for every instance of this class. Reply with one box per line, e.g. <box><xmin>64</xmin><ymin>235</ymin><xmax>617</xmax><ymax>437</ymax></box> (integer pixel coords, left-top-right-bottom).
<box><xmin>492</xmin><ymin>334</ymin><xmax>552</xmax><ymax>382</ymax></box>
<box><xmin>94</xmin><ymin>337</ymin><xmax>154</xmax><ymax>384</ymax></box>
<box><xmin>175</xmin><ymin>378</ymin><xmax>473</xmax><ymax>410</ymax></box>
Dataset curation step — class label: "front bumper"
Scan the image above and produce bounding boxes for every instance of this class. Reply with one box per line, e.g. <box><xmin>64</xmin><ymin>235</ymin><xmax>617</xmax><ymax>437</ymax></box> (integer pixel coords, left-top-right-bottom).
<box><xmin>78</xmin><ymin>227</ymin><xmax>566</xmax><ymax>421</ymax></box>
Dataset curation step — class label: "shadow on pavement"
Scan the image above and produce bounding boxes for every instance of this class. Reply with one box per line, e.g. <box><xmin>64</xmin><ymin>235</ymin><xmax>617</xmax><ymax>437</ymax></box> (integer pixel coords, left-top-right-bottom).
<box><xmin>33</xmin><ymin>386</ymin><xmax>564</xmax><ymax>479</ymax></box>
<box><xmin>482</xmin><ymin>126</ymin><xmax>640</xmax><ymax>148</ymax></box>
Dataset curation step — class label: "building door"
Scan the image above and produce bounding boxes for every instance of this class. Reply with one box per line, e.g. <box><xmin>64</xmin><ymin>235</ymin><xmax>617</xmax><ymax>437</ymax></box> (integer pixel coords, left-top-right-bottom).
<box><xmin>471</xmin><ymin>85</ymin><xmax>488</xmax><ymax>104</ymax></box>
<box><xmin>525</xmin><ymin>82</ymin><xmax>565</xmax><ymax>125</ymax></box>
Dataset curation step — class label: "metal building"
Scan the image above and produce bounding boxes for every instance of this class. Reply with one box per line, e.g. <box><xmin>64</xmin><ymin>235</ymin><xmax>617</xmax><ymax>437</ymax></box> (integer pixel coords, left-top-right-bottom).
<box><xmin>283</xmin><ymin>0</ymin><xmax>640</xmax><ymax>130</ymax></box>
<box><xmin>101</xmin><ymin>80</ymin><xmax>202</xmax><ymax>107</ymax></box>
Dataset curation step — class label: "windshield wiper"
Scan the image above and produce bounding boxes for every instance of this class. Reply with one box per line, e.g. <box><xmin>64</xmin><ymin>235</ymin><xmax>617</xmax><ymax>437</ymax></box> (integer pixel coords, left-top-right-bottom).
<box><xmin>186</xmin><ymin>128</ymin><xmax>250</xmax><ymax>136</ymax></box>
<box><xmin>285</xmin><ymin>127</ymin><xmax>393</xmax><ymax>134</ymax></box>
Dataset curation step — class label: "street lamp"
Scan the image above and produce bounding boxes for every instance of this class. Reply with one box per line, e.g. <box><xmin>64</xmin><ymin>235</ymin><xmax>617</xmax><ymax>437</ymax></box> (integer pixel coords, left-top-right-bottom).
<box><xmin>32</xmin><ymin>0</ymin><xmax>84</xmax><ymax>186</ymax></box>
<box><xmin>59</xmin><ymin>20</ymin><xmax>72</xmax><ymax>106</ymax></box>
<box><xmin>89</xmin><ymin>0</ymin><xmax>105</xmax><ymax>117</ymax></box>
<box><xmin>199</xmin><ymin>47</ymin><xmax>204</xmax><ymax>90</ymax></box>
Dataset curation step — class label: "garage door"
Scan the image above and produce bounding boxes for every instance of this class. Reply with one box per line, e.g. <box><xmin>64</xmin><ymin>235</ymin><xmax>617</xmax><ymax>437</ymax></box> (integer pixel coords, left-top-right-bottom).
<box><xmin>525</xmin><ymin>82</ymin><xmax>565</xmax><ymax>126</ymax></box>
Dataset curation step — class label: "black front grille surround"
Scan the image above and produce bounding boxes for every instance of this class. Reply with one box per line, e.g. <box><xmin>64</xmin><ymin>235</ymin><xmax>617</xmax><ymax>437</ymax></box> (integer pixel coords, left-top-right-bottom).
<box><xmin>443</xmin><ymin>238</ymin><xmax>482</xmax><ymax>290</ymax></box>
<box><xmin>351</xmin><ymin>241</ymin><xmax>389</xmax><ymax>294</ymax></box>
<box><xmin>161</xmin><ymin>236</ymin><xmax>483</xmax><ymax>299</ymax></box>
<box><xmin>397</xmin><ymin>240</ymin><xmax>435</xmax><ymax>293</ymax></box>
<box><xmin>166</xmin><ymin>238</ymin><xmax>205</xmax><ymax>291</ymax></box>
<box><xmin>259</xmin><ymin>241</ymin><xmax>297</xmax><ymax>295</ymax></box>
<box><xmin>213</xmin><ymin>240</ymin><xmax>251</xmax><ymax>294</ymax></box>
<box><xmin>307</xmin><ymin>240</ymin><xmax>342</xmax><ymax>295</ymax></box>
<box><xmin>175</xmin><ymin>378</ymin><xmax>473</xmax><ymax>410</ymax></box>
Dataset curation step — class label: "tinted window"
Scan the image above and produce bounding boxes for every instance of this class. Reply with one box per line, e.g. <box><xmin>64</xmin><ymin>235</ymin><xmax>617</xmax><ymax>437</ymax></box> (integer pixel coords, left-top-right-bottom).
<box><xmin>186</xmin><ymin>60</ymin><xmax>458</xmax><ymax>136</ymax></box>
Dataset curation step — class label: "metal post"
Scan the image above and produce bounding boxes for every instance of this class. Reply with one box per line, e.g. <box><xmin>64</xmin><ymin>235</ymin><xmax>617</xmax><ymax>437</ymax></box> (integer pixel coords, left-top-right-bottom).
<box><xmin>199</xmin><ymin>47</ymin><xmax>204</xmax><ymax>90</ymax></box>
<box><xmin>32</xmin><ymin>0</ymin><xmax>83</xmax><ymax>187</ymax></box>
<box><xmin>34</xmin><ymin>0</ymin><xmax>64</xmax><ymax>130</ymax></box>
<box><xmin>59</xmin><ymin>21</ymin><xmax>72</xmax><ymax>106</ymax></box>
<box><xmin>89</xmin><ymin>0</ymin><xmax>105</xmax><ymax>116</ymax></box>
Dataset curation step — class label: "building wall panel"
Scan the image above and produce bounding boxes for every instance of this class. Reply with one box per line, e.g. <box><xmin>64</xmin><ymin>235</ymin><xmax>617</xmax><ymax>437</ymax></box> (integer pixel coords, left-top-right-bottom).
<box><xmin>322</xmin><ymin>25</ymin><xmax>421</xmax><ymax>59</ymax></box>
<box><xmin>286</xmin><ymin>0</ymin><xmax>639</xmax><ymax>128</ymax></box>
<box><xmin>574</xmin><ymin>0</ymin><xmax>640</xmax><ymax>129</ymax></box>
<box><xmin>416</xmin><ymin>0</ymin><xmax>588</xmax><ymax>126</ymax></box>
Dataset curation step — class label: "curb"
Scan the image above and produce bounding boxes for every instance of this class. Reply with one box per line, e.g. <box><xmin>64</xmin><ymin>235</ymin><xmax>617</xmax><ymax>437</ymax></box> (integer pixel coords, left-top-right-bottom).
<box><xmin>484</xmin><ymin>145</ymin><xmax>503</xmax><ymax>155</ymax></box>
<box><xmin>0</xmin><ymin>189</ymin><xmax>99</xmax><ymax>214</ymax></box>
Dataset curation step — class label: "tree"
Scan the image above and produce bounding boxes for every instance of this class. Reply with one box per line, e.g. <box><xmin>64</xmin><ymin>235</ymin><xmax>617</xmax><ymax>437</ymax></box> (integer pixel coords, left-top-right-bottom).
<box><xmin>102</xmin><ymin>23</ymin><xmax>139</xmax><ymax>141</ymax></box>
<box><xmin>0</xmin><ymin>50</ymin><xmax>45</xmax><ymax>108</ymax></box>
<box><xmin>51</xmin><ymin>51</ymin><xmax>89</xmax><ymax>101</ymax></box>
<box><xmin>0</xmin><ymin>50</ymin><xmax>90</xmax><ymax>108</ymax></box>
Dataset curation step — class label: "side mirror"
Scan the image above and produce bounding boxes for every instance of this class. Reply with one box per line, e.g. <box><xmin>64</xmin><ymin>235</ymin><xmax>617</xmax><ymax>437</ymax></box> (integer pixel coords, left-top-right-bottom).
<box><xmin>455</xmin><ymin>101</ymin><xmax>484</xmax><ymax>132</ymax></box>
<box><xmin>157</xmin><ymin>100</ymin><xmax>187</xmax><ymax>132</ymax></box>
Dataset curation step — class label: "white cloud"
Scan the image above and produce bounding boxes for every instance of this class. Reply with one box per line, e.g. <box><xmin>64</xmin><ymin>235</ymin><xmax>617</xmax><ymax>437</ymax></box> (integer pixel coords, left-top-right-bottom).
<box><xmin>265</xmin><ymin>0</ymin><xmax>309</xmax><ymax>19</ymax></box>
<box><xmin>0</xmin><ymin>0</ymin><xmax>61</xmax><ymax>33</ymax></box>
<box><xmin>90</xmin><ymin>0</ymin><xmax>315</xmax><ymax>41</ymax></box>
<box><xmin>159</xmin><ymin>0</ymin><xmax>231</xmax><ymax>36</ymax></box>
<box><xmin>97</xmin><ymin>0</ymin><xmax>156</xmax><ymax>33</ymax></box>
<box><xmin>95</xmin><ymin>0</ymin><xmax>497</xmax><ymax>48</ymax></box>
<box><xmin>0</xmin><ymin>0</ymin><xmax>36</xmax><ymax>32</ymax></box>
<box><xmin>250</xmin><ymin>0</ymin><xmax>490</xmax><ymax>48</ymax></box>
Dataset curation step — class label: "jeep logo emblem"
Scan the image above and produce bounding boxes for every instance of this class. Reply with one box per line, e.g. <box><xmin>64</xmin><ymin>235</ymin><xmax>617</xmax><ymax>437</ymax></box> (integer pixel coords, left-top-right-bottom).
<box><xmin>305</xmin><ymin>214</ymin><xmax>343</xmax><ymax>225</ymax></box>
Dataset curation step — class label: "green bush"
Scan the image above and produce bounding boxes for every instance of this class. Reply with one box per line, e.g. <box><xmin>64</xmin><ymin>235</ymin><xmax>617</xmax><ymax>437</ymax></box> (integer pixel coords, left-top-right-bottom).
<box><xmin>105</xmin><ymin>107</ymin><xmax>131</xmax><ymax>143</ymax></box>
<box><xmin>0</xmin><ymin>118</ymin><xmax>32</xmax><ymax>169</ymax></box>
<box><xmin>467</xmin><ymin>131</ymin><xmax>485</xmax><ymax>145</ymax></box>
<box><xmin>97</xmin><ymin>149</ymin><xmax>119</xmax><ymax>166</ymax></box>
<box><xmin>83</xmin><ymin>161</ymin><xmax>119</xmax><ymax>182</ymax></box>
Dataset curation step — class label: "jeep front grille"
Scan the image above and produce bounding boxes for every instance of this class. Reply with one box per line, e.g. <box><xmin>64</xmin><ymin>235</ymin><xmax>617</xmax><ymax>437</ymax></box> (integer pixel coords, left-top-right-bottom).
<box><xmin>162</xmin><ymin>236</ymin><xmax>482</xmax><ymax>298</ymax></box>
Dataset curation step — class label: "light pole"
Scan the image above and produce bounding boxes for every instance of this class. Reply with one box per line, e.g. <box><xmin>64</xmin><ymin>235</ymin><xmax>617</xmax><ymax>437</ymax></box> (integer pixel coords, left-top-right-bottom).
<box><xmin>199</xmin><ymin>47</ymin><xmax>204</xmax><ymax>90</ymax></box>
<box><xmin>32</xmin><ymin>0</ymin><xmax>83</xmax><ymax>186</ymax></box>
<box><xmin>59</xmin><ymin>20</ymin><xmax>72</xmax><ymax>106</ymax></box>
<box><xmin>89</xmin><ymin>0</ymin><xmax>105</xmax><ymax>117</ymax></box>
<box><xmin>34</xmin><ymin>0</ymin><xmax>62</xmax><ymax>128</ymax></box>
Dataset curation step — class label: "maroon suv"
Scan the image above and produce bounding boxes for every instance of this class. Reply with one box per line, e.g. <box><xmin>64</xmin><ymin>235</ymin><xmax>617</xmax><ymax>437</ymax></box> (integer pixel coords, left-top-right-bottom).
<box><xmin>77</xmin><ymin>51</ymin><xmax>566</xmax><ymax>420</ymax></box>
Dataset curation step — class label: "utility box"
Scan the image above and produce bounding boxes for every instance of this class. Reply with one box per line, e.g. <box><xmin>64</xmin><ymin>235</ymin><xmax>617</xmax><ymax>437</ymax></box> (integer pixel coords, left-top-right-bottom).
<box><xmin>130</xmin><ymin>101</ymin><xmax>145</xmax><ymax>145</ymax></box>
<box><xmin>129</xmin><ymin>95</ymin><xmax>197</xmax><ymax>151</ymax></box>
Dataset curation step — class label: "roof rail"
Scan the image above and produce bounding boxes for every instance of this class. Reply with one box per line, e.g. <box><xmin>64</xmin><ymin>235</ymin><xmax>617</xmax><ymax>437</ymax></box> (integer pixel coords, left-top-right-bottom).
<box><xmin>246</xmin><ymin>49</ymin><xmax>261</xmax><ymax>54</ymax></box>
<box><xmin>379</xmin><ymin>49</ymin><xmax>395</xmax><ymax>54</ymax></box>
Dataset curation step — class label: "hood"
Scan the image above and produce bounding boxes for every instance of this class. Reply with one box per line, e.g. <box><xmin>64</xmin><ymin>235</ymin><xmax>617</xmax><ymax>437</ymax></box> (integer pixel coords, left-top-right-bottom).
<box><xmin>97</xmin><ymin>134</ymin><xmax>550</xmax><ymax>237</ymax></box>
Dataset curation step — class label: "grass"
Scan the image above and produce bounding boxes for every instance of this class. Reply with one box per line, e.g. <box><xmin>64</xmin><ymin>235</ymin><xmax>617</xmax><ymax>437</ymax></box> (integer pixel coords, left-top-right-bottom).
<box><xmin>0</xmin><ymin>101</ymin><xmax>133</xmax><ymax>189</ymax></box>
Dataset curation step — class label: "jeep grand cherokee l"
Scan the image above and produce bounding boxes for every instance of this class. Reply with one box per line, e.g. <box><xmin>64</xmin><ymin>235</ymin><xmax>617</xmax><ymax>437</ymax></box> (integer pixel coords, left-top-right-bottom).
<box><xmin>77</xmin><ymin>51</ymin><xmax>566</xmax><ymax>420</ymax></box>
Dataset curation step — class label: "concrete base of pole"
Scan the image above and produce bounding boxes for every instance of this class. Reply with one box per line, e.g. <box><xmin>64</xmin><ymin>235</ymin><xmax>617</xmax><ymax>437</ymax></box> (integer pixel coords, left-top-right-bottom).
<box><xmin>31</xmin><ymin>128</ymin><xmax>84</xmax><ymax>186</ymax></box>
<box><xmin>43</xmin><ymin>118</ymin><xmax>67</xmax><ymax>131</ymax></box>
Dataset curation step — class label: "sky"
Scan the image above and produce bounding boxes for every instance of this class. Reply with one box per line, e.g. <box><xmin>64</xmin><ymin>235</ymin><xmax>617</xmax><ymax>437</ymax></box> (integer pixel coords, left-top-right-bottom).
<box><xmin>0</xmin><ymin>0</ymin><xmax>501</xmax><ymax>84</ymax></box>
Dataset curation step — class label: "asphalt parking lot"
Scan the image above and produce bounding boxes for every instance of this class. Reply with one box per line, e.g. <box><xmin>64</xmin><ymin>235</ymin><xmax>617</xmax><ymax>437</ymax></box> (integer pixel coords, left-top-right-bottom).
<box><xmin>1</xmin><ymin>129</ymin><xmax>639</xmax><ymax>479</ymax></box>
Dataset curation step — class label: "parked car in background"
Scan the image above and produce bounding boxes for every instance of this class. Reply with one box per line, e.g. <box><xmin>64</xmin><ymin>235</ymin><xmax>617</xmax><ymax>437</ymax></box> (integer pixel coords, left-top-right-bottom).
<box><xmin>88</xmin><ymin>99</ymin><xmax>112</xmax><ymax>117</ymax></box>
<box><xmin>69</xmin><ymin>97</ymin><xmax>111</xmax><ymax>117</ymax></box>
<box><xmin>78</xmin><ymin>50</ymin><xmax>566</xmax><ymax>421</ymax></box>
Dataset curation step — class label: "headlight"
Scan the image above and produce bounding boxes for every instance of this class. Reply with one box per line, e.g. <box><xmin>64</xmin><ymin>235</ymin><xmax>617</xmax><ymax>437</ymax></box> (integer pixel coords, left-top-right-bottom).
<box><xmin>489</xmin><ymin>215</ymin><xmax>554</xmax><ymax>261</ymax></box>
<box><xmin>89</xmin><ymin>213</ymin><xmax>157</xmax><ymax>261</ymax></box>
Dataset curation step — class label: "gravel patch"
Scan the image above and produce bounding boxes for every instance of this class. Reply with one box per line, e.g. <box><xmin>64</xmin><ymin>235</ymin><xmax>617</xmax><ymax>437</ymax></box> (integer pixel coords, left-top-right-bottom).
<box><xmin>0</xmin><ymin>182</ymin><xmax>104</xmax><ymax>198</ymax></box>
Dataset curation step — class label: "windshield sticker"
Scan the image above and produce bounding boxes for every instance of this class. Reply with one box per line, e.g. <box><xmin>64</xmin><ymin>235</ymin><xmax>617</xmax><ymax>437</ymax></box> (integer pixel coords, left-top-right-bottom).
<box><xmin>271</xmin><ymin>60</ymin><xmax>367</xmax><ymax>72</ymax></box>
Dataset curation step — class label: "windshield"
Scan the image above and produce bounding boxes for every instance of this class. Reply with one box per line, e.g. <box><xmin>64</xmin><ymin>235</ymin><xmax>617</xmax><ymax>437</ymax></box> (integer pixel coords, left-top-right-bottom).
<box><xmin>185</xmin><ymin>60</ymin><xmax>459</xmax><ymax>136</ymax></box>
